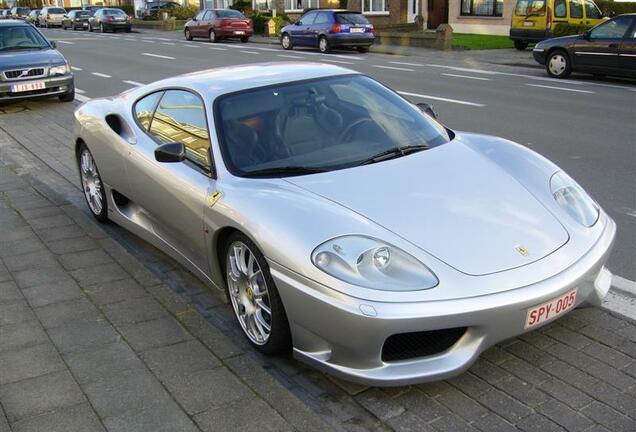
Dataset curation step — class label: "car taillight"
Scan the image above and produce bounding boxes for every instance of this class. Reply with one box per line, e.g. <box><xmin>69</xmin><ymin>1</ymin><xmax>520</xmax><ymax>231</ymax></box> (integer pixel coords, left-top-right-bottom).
<box><xmin>368</xmin><ymin>24</ymin><xmax>374</xmax><ymax>32</ymax></box>
<box><xmin>546</xmin><ymin>6</ymin><xmax>552</xmax><ymax>30</ymax></box>
<box><xmin>331</xmin><ymin>23</ymin><xmax>341</xmax><ymax>33</ymax></box>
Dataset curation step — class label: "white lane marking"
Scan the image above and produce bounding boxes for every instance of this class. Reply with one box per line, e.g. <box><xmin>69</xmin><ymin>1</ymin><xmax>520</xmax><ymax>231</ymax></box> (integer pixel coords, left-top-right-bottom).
<box><xmin>240</xmin><ymin>50</ymin><xmax>260</xmax><ymax>54</ymax></box>
<box><xmin>602</xmin><ymin>289</ymin><xmax>636</xmax><ymax>321</ymax></box>
<box><xmin>442</xmin><ymin>73</ymin><xmax>492</xmax><ymax>81</ymax></box>
<box><xmin>56</xmin><ymin>40</ymin><xmax>74</xmax><ymax>44</ymax></box>
<box><xmin>183</xmin><ymin>44</ymin><xmax>199</xmax><ymax>48</ymax></box>
<box><xmin>397</xmin><ymin>91</ymin><xmax>486</xmax><ymax>107</ymax></box>
<box><xmin>75</xmin><ymin>88</ymin><xmax>86</xmax><ymax>94</ymax></box>
<box><xmin>277</xmin><ymin>54</ymin><xmax>304</xmax><ymax>59</ymax></box>
<box><xmin>208</xmin><ymin>46</ymin><xmax>228</xmax><ymax>51</ymax></box>
<box><xmin>71</xmin><ymin>66</ymin><xmax>82</xmax><ymax>71</ymax></box>
<box><xmin>142</xmin><ymin>52</ymin><xmax>176</xmax><ymax>59</ymax></box>
<box><xmin>91</xmin><ymin>72</ymin><xmax>112</xmax><ymax>78</ymax></box>
<box><xmin>141</xmin><ymin>40</ymin><xmax>155</xmax><ymax>43</ymax></box>
<box><xmin>161</xmin><ymin>42</ymin><xmax>176</xmax><ymax>45</ymax></box>
<box><xmin>75</xmin><ymin>93</ymin><xmax>91</xmax><ymax>103</ymax></box>
<box><xmin>320</xmin><ymin>59</ymin><xmax>356</xmax><ymax>65</ymax></box>
<box><xmin>525</xmin><ymin>84</ymin><xmax>595</xmax><ymax>94</ymax></box>
<box><xmin>390</xmin><ymin>61</ymin><xmax>426</xmax><ymax>67</ymax></box>
<box><xmin>612</xmin><ymin>275</ymin><xmax>636</xmax><ymax>297</ymax></box>
<box><xmin>372</xmin><ymin>65</ymin><xmax>415</xmax><ymax>72</ymax></box>
<box><xmin>242</xmin><ymin>46</ymin><xmax>280</xmax><ymax>52</ymax></box>
<box><xmin>123</xmin><ymin>80</ymin><xmax>145</xmax><ymax>86</ymax></box>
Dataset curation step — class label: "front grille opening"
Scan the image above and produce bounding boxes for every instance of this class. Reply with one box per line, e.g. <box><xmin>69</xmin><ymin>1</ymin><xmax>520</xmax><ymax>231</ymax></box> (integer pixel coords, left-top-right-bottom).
<box><xmin>381</xmin><ymin>327</ymin><xmax>467</xmax><ymax>362</ymax></box>
<box><xmin>5</xmin><ymin>68</ymin><xmax>45</xmax><ymax>79</ymax></box>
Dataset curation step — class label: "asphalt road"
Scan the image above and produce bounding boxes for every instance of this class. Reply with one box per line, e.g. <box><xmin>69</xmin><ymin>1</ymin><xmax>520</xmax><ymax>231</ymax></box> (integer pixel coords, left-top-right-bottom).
<box><xmin>40</xmin><ymin>27</ymin><xmax>636</xmax><ymax>282</ymax></box>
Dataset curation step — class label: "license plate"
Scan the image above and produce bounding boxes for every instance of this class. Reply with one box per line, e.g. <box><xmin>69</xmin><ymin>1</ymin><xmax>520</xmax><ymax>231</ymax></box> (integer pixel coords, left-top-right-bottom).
<box><xmin>11</xmin><ymin>81</ymin><xmax>46</xmax><ymax>93</ymax></box>
<box><xmin>523</xmin><ymin>21</ymin><xmax>534</xmax><ymax>27</ymax></box>
<box><xmin>234</xmin><ymin>30</ymin><xmax>245</xmax><ymax>35</ymax></box>
<box><xmin>351</xmin><ymin>27</ymin><xmax>365</xmax><ymax>33</ymax></box>
<box><xmin>525</xmin><ymin>289</ymin><xmax>577</xmax><ymax>329</ymax></box>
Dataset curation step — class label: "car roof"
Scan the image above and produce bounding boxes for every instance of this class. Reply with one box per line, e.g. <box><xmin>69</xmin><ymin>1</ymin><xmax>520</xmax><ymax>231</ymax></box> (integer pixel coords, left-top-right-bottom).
<box><xmin>135</xmin><ymin>62</ymin><xmax>358</xmax><ymax>100</ymax></box>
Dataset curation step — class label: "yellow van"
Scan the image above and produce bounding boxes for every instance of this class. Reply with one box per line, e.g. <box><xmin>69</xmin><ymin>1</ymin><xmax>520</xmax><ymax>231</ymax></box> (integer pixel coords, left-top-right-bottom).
<box><xmin>510</xmin><ymin>0</ymin><xmax>606</xmax><ymax>50</ymax></box>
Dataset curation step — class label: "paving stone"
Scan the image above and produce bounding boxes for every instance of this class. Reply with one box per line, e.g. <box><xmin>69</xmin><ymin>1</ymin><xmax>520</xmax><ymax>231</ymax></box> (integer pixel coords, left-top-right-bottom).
<box><xmin>536</xmin><ymin>378</ymin><xmax>593</xmax><ymax>410</ymax></box>
<box><xmin>162</xmin><ymin>367</ymin><xmax>254</xmax><ymax>415</ymax></box>
<box><xmin>580</xmin><ymin>402</ymin><xmax>634</xmax><ymax>432</ymax></box>
<box><xmin>587</xmin><ymin>382</ymin><xmax>636</xmax><ymax>419</ymax></box>
<box><xmin>119</xmin><ymin>317</ymin><xmax>191</xmax><ymax>351</ymax></box>
<box><xmin>141</xmin><ymin>339</ymin><xmax>221</xmax><ymax>381</ymax></box>
<box><xmin>434</xmin><ymin>386</ymin><xmax>489</xmax><ymax>420</ymax></box>
<box><xmin>83</xmin><ymin>277</ymin><xmax>148</xmax><ymax>305</ymax></box>
<box><xmin>494</xmin><ymin>376</ymin><xmax>551</xmax><ymax>407</ymax></box>
<box><xmin>0</xmin><ymin>239</ymin><xmax>43</xmax><ymax>259</ymax></box>
<box><xmin>21</xmin><ymin>279</ymin><xmax>83</xmax><ymax>308</ymax></box>
<box><xmin>0</xmin><ymin>280</ymin><xmax>23</xmax><ymax>304</ymax></box>
<box><xmin>477</xmin><ymin>388</ymin><xmax>533</xmax><ymax>423</ymax></box>
<box><xmin>3</xmin><ymin>250</ymin><xmax>59</xmax><ymax>273</ymax></box>
<box><xmin>516</xmin><ymin>413</ymin><xmax>566</xmax><ymax>432</ymax></box>
<box><xmin>480</xmin><ymin>346</ymin><xmax>514</xmax><ymax>365</ymax></box>
<box><xmin>471</xmin><ymin>413</ymin><xmax>518</xmax><ymax>432</ymax></box>
<box><xmin>385</xmin><ymin>412</ymin><xmax>436</xmax><ymax>432</ymax></box>
<box><xmin>0</xmin><ymin>370</ymin><xmax>85</xmax><ymax>423</ymax></box>
<box><xmin>103</xmin><ymin>400</ymin><xmax>198</xmax><ymax>432</ymax></box>
<box><xmin>543</xmin><ymin>324</ymin><xmax>593</xmax><ymax>349</ymax></box>
<box><xmin>83</xmin><ymin>369</ymin><xmax>172</xmax><ymax>419</ymax></box>
<box><xmin>34</xmin><ymin>297</ymin><xmax>102</xmax><ymax>329</ymax></box>
<box><xmin>447</xmin><ymin>373</ymin><xmax>493</xmax><ymax>398</ymax></box>
<box><xmin>48</xmin><ymin>320</ymin><xmax>120</xmax><ymax>354</ymax></box>
<box><xmin>58</xmin><ymin>249</ymin><xmax>114</xmax><ymax>271</ymax></box>
<box><xmin>16</xmin><ymin>205</ymin><xmax>64</xmax><ymax>221</ymax></box>
<box><xmin>468</xmin><ymin>358</ymin><xmax>513</xmax><ymax>384</ymax></box>
<box><xmin>0</xmin><ymin>301</ymin><xmax>35</xmax><ymax>326</ymax></box>
<box><xmin>430</xmin><ymin>413</ymin><xmax>479</xmax><ymax>432</ymax></box>
<box><xmin>194</xmin><ymin>397</ymin><xmax>294</xmax><ymax>432</ymax></box>
<box><xmin>102</xmin><ymin>296</ymin><xmax>167</xmax><ymax>326</ymax></box>
<box><xmin>579</xmin><ymin>325</ymin><xmax>636</xmax><ymax>358</ymax></box>
<box><xmin>11</xmin><ymin>402</ymin><xmax>105</xmax><ymax>432</ymax></box>
<box><xmin>0</xmin><ymin>405</ymin><xmax>9</xmax><ymax>432</ymax></box>
<box><xmin>64</xmin><ymin>342</ymin><xmax>145</xmax><ymax>385</ymax></box>
<box><xmin>175</xmin><ymin>308</ymin><xmax>242</xmax><ymax>359</ymax></box>
<box><xmin>146</xmin><ymin>283</ymin><xmax>192</xmax><ymax>315</ymax></box>
<box><xmin>0</xmin><ymin>343</ymin><xmax>65</xmax><ymax>385</ymax></box>
<box><xmin>0</xmin><ymin>320</ymin><xmax>48</xmax><ymax>354</ymax></box>
<box><xmin>28</xmin><ymin>214</ymin><xmax>74</xmax><ymax>230</ymax></box>
<box><xmin>536</xmin><ymin>400</ymin><xmax>594</xmax><ymax>431</ymax></box>
<box><xmin>12</xmin><ymin>267</ymin><xmax>74</xmax><ymax>289</ymax></box>
<box><xmin>0</xmin><ymin>263</ymin><xmax>9</xmax><ymax>282</ymax></box>
<box><xmin>355</xmin><ymin>388</ymin><xmax>406</xmax><ymax>421</ymax></box>
<box><xmin>35</xmin><ymin>225</ymin><xmax>85</xmax><ymax>242</ymax></box>
<box><xmin>71</xmin><ymin>263</ymin><xmax>129</xmax><ymax>287</ymax></box>
<box><xmin>504</xmin><ymin>341</ymin><xmax>555</xmax><ymax>368</ymax></box>
<box><xmin>519</xmin><ymin>330</ymin><xmax>557</xmax><ymax>350</ymax></box>
<box><xmin>46</xmin><ymin>236</ymin><xmax>99</xmax><ymax>255</ymax></box>
<box><xmin>541</xmin><ymin>359</ymin><xmax>600</xmax><ymax>392</ymax></box>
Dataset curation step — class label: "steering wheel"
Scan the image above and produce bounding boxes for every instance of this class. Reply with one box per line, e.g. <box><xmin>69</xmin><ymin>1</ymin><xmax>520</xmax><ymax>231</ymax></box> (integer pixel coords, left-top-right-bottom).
<box><xmin>338</xmin><ymin>118</ymin><xmax>376</xmax><ymax>144</ymax></box>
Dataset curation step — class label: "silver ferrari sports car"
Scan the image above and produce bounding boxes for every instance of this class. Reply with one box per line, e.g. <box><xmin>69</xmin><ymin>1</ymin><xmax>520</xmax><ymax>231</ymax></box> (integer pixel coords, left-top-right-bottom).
<box><xmin>73</xmin><ymin>63</ymin><xmax>616</xmax><ymax>386</ymax></box>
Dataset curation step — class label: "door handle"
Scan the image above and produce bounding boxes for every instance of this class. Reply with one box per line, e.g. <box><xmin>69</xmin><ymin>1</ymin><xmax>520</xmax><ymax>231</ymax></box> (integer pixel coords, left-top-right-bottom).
<box><xmin>127</xmin><ymin>136</ymin><xmax>137</xmax><ymax>145</ymax></box>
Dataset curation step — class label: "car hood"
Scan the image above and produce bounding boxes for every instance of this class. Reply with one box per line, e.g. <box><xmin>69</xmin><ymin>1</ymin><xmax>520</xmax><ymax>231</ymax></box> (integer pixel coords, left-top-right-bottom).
<box><xmin>539</xmin><ymin>35</ymin><xmax>580</xmax><ymax>47</ymax></box>
<box><xmin>285</xmin><ymin>137</ymin><xmax>569</xmax><ymax>276</ymax></box>
<box><xmin>0</xmin><ymin>48</ymin><xmax>65</xmax><ymax>69</ymax></box>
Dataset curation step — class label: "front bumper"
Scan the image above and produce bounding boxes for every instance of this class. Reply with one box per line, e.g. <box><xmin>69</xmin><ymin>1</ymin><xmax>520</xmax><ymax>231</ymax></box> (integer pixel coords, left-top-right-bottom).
<box><xmin>533</xmin><ymin>47</ymin><xmax>548</xmax><ymax>65</ymax></box>
<box><xmin>270</xmin><ymin>217</ymin><xmax>616</xmax><ymax>386</ymax></box>
<box><xmin>0</xmin><ymin>74</ymin><xmax>74</xmax><ymax>102</ymax></box>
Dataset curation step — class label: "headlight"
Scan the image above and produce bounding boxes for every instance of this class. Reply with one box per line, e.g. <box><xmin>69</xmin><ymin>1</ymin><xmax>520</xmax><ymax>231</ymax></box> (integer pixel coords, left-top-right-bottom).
<box><xmin>311</xmin><ymin>236</ymin><xmax>438</xmax><ymax>291</ymax></box>
<box><xmin>550</xmin><ymin>171</ymin><xmax>599</xmax><ymax>227</ymax></box>
<box><xmin>49</xmin><ymin>63</ymin><xmax>70</xmax><ymax>76</ymax></box>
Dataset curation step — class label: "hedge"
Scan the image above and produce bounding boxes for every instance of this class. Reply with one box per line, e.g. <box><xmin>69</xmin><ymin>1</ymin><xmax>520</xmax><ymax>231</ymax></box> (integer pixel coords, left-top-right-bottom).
<box><xmin>552</xmin><ymin>23</ymin><xmax>593</xmax><ymax>37</ymax></box>
<box><xmin>594</xmin><ymin>0</ymin><xmax>636</xmax><ymax>16</ymax></box>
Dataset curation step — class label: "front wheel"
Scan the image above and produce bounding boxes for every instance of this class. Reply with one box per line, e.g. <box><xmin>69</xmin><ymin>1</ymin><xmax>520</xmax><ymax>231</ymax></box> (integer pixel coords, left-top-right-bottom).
<box><xmin>514</xmin><ymin>40</ymin><xmax>528</xmax><ymax>51</ymax></box>
<box><xmin>240</xmin><ymin>36</ymin><xmax>249</xmax><ymax>43</ymax></box>
<box><xmin>357</xmin><ymin>46</ymin><xmax>369</xmax><ymax>53</ymax></box>
<box><xmin>100</xmin><ymin>23</ymin><xmax>105</xmax><ymax>33</ymax></box>
<box><xmin>185</xmin><ymin>28</ymin><xmax>192</xmax><ymax>41</ymax></box>
<box><xmin>78</xmin><ymin>144</ymin><xmax>109</xmax><ymax>223</ymax></box>
<box><xmin>88</xmin><ymin>23</ymin><xmax>93</xmax><ymax>32</ymax></box>
<box><xmin>546</xmin><ymin>50</ymin><xmax>572</xmax><ymax>79</ymax></box>
<box><xmin>209</xmin><ymin>29</ymin><xmax>217</xmax><ymax>43</ymax></box>
<box><xmin>318</xmin><ymin>36</ymin><xmax>330</xmax><ymax>53</ymax></box>
<box><xmin>59</xmin><ymin>88</ymin><xmax>74</xmax><ymax>102</ymax></box>
<box><xmin>224</xmin><ymin>233</ymin><xmax>291</xmax><ymax>355</ymax></box>
<box><xmin>281</xmin><ymin>33</ymin><xmax>293</xmax><ymax>50</ymax></box>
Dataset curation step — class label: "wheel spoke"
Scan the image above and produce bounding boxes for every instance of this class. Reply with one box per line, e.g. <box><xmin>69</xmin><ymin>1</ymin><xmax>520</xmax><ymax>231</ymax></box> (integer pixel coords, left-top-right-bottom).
<box><xmin>255</xmin><ymin>310</ymin><xmax>271</xmax><ymax>332</ymax></box>
<box><xmin>255</xmin><ymin>298</ymin><xmax>271</xmax><ymax>315</ymax></box>
<box><xmin>247</xmin><ymin>253</ymin><xmax>256</xmax><ymax>277</ymax></box>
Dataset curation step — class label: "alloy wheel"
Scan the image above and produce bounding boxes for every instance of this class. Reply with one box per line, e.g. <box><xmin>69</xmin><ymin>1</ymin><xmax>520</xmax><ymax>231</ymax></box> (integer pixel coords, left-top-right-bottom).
<box><xmin>209</xmin><ymin>30</ymin><xmax>216</xmax><ymax>43</ymax></box>
<box><xmin>79</xmin><ymin>148</ymin><xmax>103</xmax><ymax>216</ymax></box>
<box><xmin>319</xmin><ymin>37</ymin><xmax>328</xmax><ymax>53</ymax></box>
<box><xmin>226</xmin><ymin>241</ymin><xmax>273</xmax><ymax>345</ymax></box>
<box><xmin>282</xmin><ymin>34</ymin><xmax>290</xmax><ymax>49</ymax></box>
<box><xmin>548</xmin><ymin>54</ymin><xmax>567</xmax><ymax>77</ymax></box>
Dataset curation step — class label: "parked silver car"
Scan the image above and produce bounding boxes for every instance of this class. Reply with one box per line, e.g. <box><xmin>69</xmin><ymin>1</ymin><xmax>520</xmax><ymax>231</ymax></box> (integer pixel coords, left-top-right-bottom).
<box><xmin>73</xmin><ymin>63</ymin><xmax>615</xmax><ymax>386</ymax></box>
<box><xmin>38</xmin><ymin>7</ymin><xmax>67</xmax><ymax>28</ymax></box>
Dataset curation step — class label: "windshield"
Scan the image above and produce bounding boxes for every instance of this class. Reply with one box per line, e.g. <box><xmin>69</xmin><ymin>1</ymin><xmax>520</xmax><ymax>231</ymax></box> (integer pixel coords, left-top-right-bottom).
<box><xmin>216</xmin><ymin>75</ymin><xmax>451</xmax><ymax>177</ymax></box>
<box><xmin>217</xmin><ymin>9</ymin><xmax>245</xmax><ymax>18</ymax></box>
<box><xmin>103</xmin><ymin>9</ymin><xmax>126</xmax><ymax>15</ymax></box>
<box><xmin>16</xmin><ymin>8</ymin><xmax>30</xmax><ymax>14</ymax></box>
<box><xmin>0</xmin><ymin>25</ymin><xmax>50</xmax><ymax>51</ymax></box>
<box><xmin>75</xmin><ymin>11</ymin><xmax>91</xmax><ymax>16</ymax></box>
<box><xmin>514</xmin><ymin>0</ymin><xmax>546</xmax><ymax>16</ymax></box>
<box><xmin>335</xmin><ymin>13</ymin><xmax>369</xmax><ymax>24</ymax></box>
<box><xmin>48</xmin><ymin>8</ymin><xmax>66</xmax><ymax>14</ymax></box>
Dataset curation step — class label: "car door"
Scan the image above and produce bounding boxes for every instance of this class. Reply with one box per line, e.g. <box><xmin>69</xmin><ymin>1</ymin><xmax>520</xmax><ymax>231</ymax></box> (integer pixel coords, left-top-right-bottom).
<box><xmin>572</xmin><ymin>16</ymin><xmax>632</xmax><ymax>71</ymax></box>
<box><xmin>205</xmin><ymin>10</ymin><xmax>217</xmax><ymax>36</ymax></box>
<box><xmin>582</xmin><ymin>0</ymin><xmax>603</xmax><ymax>27</ymax></box>
<box><xmin>291</xmin><ymin>11</ymin><xmax>317</xmax><ymax>46</ymax></box>
<box><xmin>618</xmin><ymin>17</ymin><xmax>636</xmax><ymax>75</ymax></box>
<box><xmin>567</xmin><ymin>0</ymin><xmax>585</xmax><ymax>26</ymax></box>
<box><xmin>190</xmin><ymin>10</ymin><xmax>206</xmax><ymax>37</ymax></box>
<box><xmin>126</xmin><ymin>89</ymin><xmax>213</xmax><ymax>276</ymax></box>
<box><xmin>310</xmin><ymin>11</ymin><xmax>332</xmax><ymax>46</ymax></box>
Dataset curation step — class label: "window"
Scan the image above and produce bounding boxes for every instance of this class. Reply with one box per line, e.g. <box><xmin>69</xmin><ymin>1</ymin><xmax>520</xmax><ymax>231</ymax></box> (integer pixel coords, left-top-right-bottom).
<box><xmin>589</xmin><ymin>16</ymin><xmax>632</xmax><ymax>39</ymax></box>
<box><xmin>194</xmin><ymin>10</ymin><xmax>206</xmax><ymax>21</ymax></box>
<box><xmin>149</xmin><ymin>91</ymin><xmax>211</xmax><ymax>167</ymax></box>
<box><xmin>252</xmin><ymin>0</ymin><xmax>272</xmax><ymax>11</ymax></box>
<box><xmin>217</xmin><ymin>9</ymin><xmax>244</xmax><ymax>18</ymax></box>
<box><xmin>570</xmin><ymin>0</ymin><xmax>583</xmax><ymax>19</ymax></box>
<box><xmin>335</xmin><ymin>12</ymin><xmax>370</xmax><ymax>24</ymax></box>
<box><xmin>514</xmin><ymin>0</ymin><xmax>545</xmax><ymax>16</ymax></box>
<box><xmin>461</xmin><ymin>0</ymin><xmax>504</xmax><ymax>17</ymax></box>
<box><xmin>285</xmin><ymin>0</ymin><xmax>320</xmax><ymax>10</ymax></box>
<box><xmin>313</xmin><ymin>12</ymin><xmax>331</xmax><ymax>25</ymax></box>
<box><xmin>584</xmin><ymin>0</ymin><xmax>601</xmax><ymax>19</ymax></box>
<box><xmin>554</xmin><ymin>0</ymin><xmax>566</xmax><ymax>18</ymax></box>
<box><xmin>363</xmin><ymin>0</ymin><xmax>388</xmax><ymax>13</ymax></box>
<box><xmin>298</xmin><ymin>11</ymin><xmax>317</xmax><ymax>25</ymax></box>
<box><xmin>134</xmin><ymin>92</ymin><xmax>163</xmax><ymax>131</ymax></box>
<box><xmin>203</xmin><ymin>11</ymin><xmax>213</xmax><ymax>20</ymax></box>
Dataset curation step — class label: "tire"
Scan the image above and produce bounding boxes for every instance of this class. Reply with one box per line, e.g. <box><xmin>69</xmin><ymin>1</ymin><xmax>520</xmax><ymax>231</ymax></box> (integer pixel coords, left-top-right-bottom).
<box><xmin>318</xmin><ymin>35</ymin><xmax>330</xmax><ymax>53</ymax></box>
<box><xmin>514</xmin><ymin>40</ymin><xmax>528</xmax><ymax>51</ymax></box>
<box><xmin>185</xmin><ymin>28</ymin><xmax>192</xmax><ymax>41</ymax></box>
<box><xmin>77</xmin><ymin>144</ymin><xmax>109</xmax><ymax>223</ymax></box>
<box><xmin>209</xmin><ymin>29</ymin><xmax>217</xmax><ymax>43</ymax></box>
<box><xmin>62</xmin><ymin>23</ymin><xmax>66</xmax><ymax>30</ymax></box>
<box><xmin>357</xmin><ymin>46</ymin><xmax>369</xmax><ymax>53</ymax></box>
<box><xmin>281</xmin><ymin>33</ymin><xmax>293</xmax><ymax>50</ymax></box>
<box><xmin>100</xmin><ymin>23</ymin><xmax>105</xmax><ymax>33</ymax></box>
<box><xmin>224</xmin><ymin>232</ymin><xmax>291</xmax><ymax>355</ymax></box>
<box><xmin>125</xmin><ymin>27</ymin><xmax>131</xmax><ymax>33</ymax></box>
<box><xmin>546</xmin><ymin>50</ymin><xmax>572</xmax><ymax>79</ymax></box>
<box><xmin>240</xmin><ymin>36</ymin><xmax>249</xmax><ymax>43</ymax></box>
<box><xmin>88</xmin><ymin>23</ymin><xmax>93</xmax><ymax>32</ymax></box>
<box><xmin>59</xmin><ymin>88</ymin><xmax>74</xmax><ymax>102</ymax></box>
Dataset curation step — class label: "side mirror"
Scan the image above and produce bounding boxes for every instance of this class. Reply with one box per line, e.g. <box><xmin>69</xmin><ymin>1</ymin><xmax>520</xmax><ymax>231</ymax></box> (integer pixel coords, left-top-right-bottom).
<box><xmin>295</xmin><ymin>20</ymin><xmax>301</xmax><ymax>25</ymax></box>
<box><xmin>49</xmin><ymin>41</ymin><xmax>56</xmax><ymax>48</ymax></box>
<box><xmin>155</xmin><ymin>142</ymin><xmax>185</xmax><ymax>163</ymax></box>
<box><xmin>583</xmin><ymin>29</ymin><xmax>591</xmax><ymax>40</ymax></box>
<box><xmin>192</xmin><ymin>17</ymin><xmax>197</xmax><ymax>21</ymax></box>
<box><xmin>416</xmin><ymin>102</ymin><xmax>438</xmax><ymax>119</ymax></box>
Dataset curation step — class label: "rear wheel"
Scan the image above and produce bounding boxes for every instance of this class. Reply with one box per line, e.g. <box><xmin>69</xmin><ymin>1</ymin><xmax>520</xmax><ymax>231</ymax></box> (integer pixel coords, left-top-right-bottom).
<box><xmin>78</xmin><ymin>144</ymin><xmax>108</xmax><ymax>223</ymax></box>
<box><xmin>318</xmin><ymin>35</ymin><xmax>330</xmax><ymax>53</ymax></box>
<box><xmin>546</xmin><ymin>50</ymin><xmax>572</xmax><ymax>78</ymax></box>
<box><xmin>281</xmin><ymin>33</ymin><xmax>293</xmax><ymax>50</ymax></box>
<box><xmin>185</xmin><ymin>28</ymin><xmax>192</xmax><ymax>41</ymax></box>
<box><xmin>209</xmin><ymin>29</ymin><xmax>217</xmax><ymax>43</ymax></box>
<box><xmin>88</xmin><ymin>23</ymin><xmax>93</xmax><ymax>32</ymax></box>
<box><xmin>514</xmin><ymin>40</ymin><xmax>528</xmax><ymax>51</ymax></box>
<box><xmin>357</xmin><ymin>46</ymin><xmax>369</xmax><ymax>53</ymax></box>
<box><xmin>224</xmin><ymin>232</ymin><xmax>291</xmax><ymax>355</ymax></box>
<box><xmin>240</xmin><ymin>36</ymin><xmax>249</xmax><ymax>43</ymax></box>
<box><xmin>100</xmin><ymin>23</ymin><xmax>105</xmax><ymax>33</ymax></box>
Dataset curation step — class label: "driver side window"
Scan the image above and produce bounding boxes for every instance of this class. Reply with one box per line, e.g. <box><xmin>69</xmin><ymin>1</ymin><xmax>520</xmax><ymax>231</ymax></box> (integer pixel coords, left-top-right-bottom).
<box><xmin>590</xmin><ymin>16</ymin><xmax>631</xmax><ymax>39</ymax></box>
<box><xmin>299</xmin><ymin>12</ymin><xmax>316</xmax><ymax>25</ymax></box>
<box><xmin>194</xmin><ymin>10</ymin><xmax>205</xmax><ymax>20</ymax></box>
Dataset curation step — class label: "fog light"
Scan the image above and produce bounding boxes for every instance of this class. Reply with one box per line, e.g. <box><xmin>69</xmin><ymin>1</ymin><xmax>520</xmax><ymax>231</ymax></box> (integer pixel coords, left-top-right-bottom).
<box><xmin>315</xmin><ymin>252</ymin><xmax>330</xmax><ymax>268</ymax></box>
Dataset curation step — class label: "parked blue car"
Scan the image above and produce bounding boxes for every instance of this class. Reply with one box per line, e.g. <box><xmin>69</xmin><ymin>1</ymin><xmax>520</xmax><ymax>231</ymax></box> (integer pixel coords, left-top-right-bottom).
<box><xmin>280</xmin><ymin>10</ymin><xmax>374</xmax><ymax>53</ymax></box>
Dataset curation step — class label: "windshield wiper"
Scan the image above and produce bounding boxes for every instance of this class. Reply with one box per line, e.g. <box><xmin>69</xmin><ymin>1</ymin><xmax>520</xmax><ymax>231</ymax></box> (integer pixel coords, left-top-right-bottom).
<box><xmin>358</xmin><ymin>145</ymin><xmax>429</xmax><ymax>166</ymax></box>
<box><xmin>243</xmin><ymin>166</ymin><xmax>328</xmax><ymax>178</ymax></box>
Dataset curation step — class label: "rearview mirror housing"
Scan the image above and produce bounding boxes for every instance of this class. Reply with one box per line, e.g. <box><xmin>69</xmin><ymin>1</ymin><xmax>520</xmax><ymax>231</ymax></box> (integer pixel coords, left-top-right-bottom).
<box><xmin>49</xmin><ymin>41</ymin><xmax>56</xmax><ymax>49</ymax></box>
<box><xmin>416</xmin><ymin>102</ymin><xmax>438</xmax><ymax>119</ymax></box>
<box><xmin>155</xmin><ymin>142</ymin><xmax>186</xmax><ymax>163</ymax></box>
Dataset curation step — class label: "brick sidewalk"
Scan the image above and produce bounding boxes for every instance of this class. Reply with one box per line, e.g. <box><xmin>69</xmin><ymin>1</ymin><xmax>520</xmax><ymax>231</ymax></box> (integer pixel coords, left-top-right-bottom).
<box><xmin>0</xmin><ymin>100</ymin><xmax>635</xmax><ymax>432</ymax></box>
